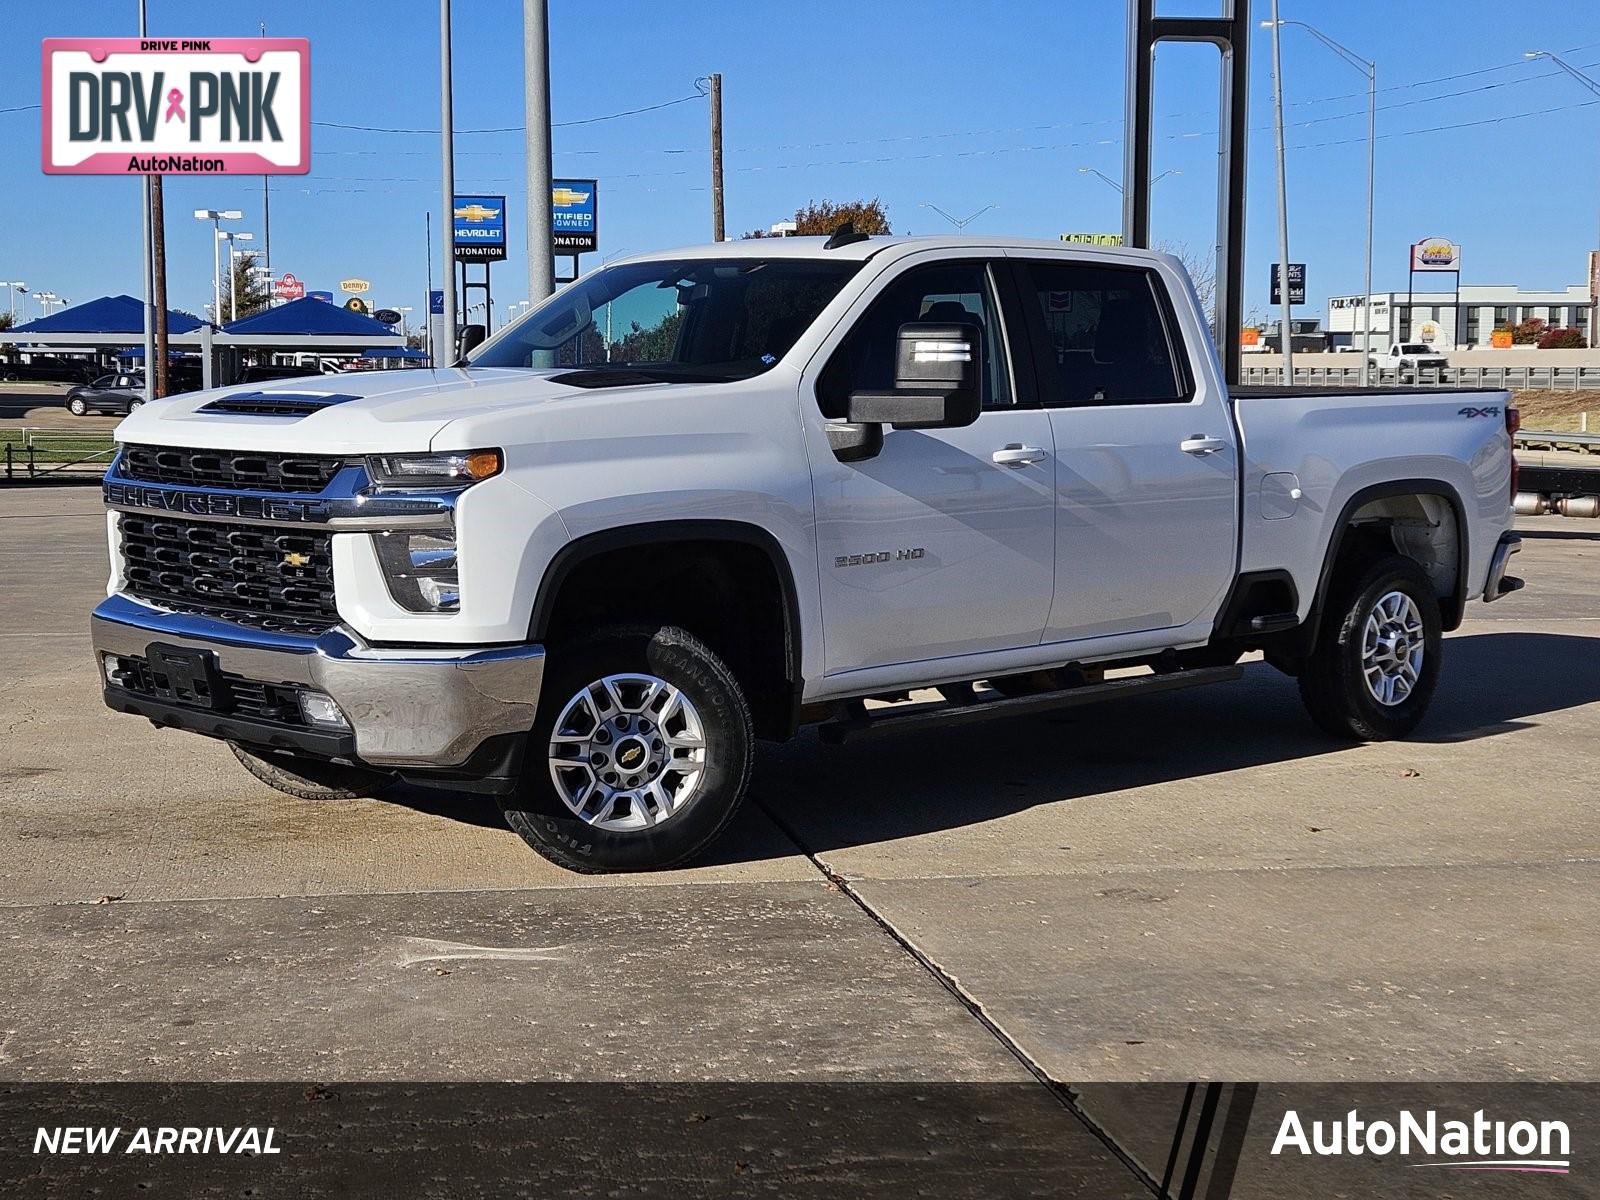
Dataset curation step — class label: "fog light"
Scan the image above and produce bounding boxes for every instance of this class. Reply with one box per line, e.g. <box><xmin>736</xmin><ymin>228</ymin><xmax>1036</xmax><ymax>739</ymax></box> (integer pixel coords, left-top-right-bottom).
<box><xmin>102</xmin><ymin>653</ymin><xmax>126</xmax><ymax>684</ymax></box>
<box><xmin>372</xmin><ymin>530</ymin><xmax>460</xmax><ymax>612</ymax></box>
<box><xmin>298</xmin><ymin>691</ymin><xmax>350</xmax><ymax>729</ymax></box>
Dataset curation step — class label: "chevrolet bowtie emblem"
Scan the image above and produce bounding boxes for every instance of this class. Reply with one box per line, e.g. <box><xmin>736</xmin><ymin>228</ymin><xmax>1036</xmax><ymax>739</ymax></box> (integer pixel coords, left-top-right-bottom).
<box><xmin>283</xmin><ymin>551</ymin><xmax>312</xmax><ymax>567</ymax></box>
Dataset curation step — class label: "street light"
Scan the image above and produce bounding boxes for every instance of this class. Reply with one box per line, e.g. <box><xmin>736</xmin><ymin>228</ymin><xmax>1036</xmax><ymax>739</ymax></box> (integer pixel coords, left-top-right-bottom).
<box><xmin>918</xmin><ymin>202</ymin><xmax>997</xmax><ymax>231</ymax></box>
<box><xmin>3</xmin><ymin>281</ymin><xmax>25</xmax><ymax>319</ymax></box>
<box><xmin>193</xmin><ymin>209</ymin><xmax>243</xmax><ymax>327</ymax></box>
<box><xmin>218</xmin><ymin>231</ymin><xmax>255</xmax><ymax>322</ymax></box>
<box><xmin>1077</xmin><ymin>167</ymin><xmax>1181</xmax><ymax>196</ymax></box>
<box><xmin>1260</xmin><ymin>9</ymin><xmax>1296</xmax><ymax>385</ymax></box>
<box><xmin>1266</xmin><ymin>19</ymin><xmax>1376</xmax><ymax>383</ymax></box>
<box><xmin>1526</xmin><ymin>51</ymin><xmax>1600</xmax><ymax>256</ymax></box>
<box><xmin>36</xmin><ymin>291</ymin><xmax>60</xmax><ymax>316</ymax></box>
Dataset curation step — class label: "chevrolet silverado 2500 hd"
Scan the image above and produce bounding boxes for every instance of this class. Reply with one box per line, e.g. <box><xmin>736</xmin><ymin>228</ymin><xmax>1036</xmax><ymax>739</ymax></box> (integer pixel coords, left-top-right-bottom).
<box><xmin>91</xmin><ymin>235</ymin><xmax>1524</xmax><ymax>872</ymax></box>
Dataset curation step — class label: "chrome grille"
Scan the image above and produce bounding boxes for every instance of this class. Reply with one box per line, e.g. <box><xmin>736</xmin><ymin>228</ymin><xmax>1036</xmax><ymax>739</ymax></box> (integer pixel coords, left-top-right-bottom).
<box><xmin>119</xmin><ymin>514</ymin><xmax>338</xmax><ymax>633</ymax></box>
<box><xmin>119</xmin><ymin>443</ymin><xmax>346</xmax><ymax>493</ymax></box>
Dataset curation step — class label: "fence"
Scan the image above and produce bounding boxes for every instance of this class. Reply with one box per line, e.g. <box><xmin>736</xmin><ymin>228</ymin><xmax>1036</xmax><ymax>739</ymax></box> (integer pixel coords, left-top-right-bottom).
<box><xmin>1</xmin><ymin>429</ymin><xmax>117</xmax><ymax>482</ymax></box>
<box><xmin>1240</xmin><ymin>364</ymin><xmax>1600</xmax><ymax>391</ymax></box>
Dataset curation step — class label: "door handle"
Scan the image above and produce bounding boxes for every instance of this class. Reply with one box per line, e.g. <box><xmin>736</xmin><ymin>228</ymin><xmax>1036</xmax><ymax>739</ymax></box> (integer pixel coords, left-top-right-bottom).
<box><xmin>992</xmin><ymin>444</ymin><xmax>1047</xmax><ymax>467</ymax></box>
<box><xmin>1179</xmin><ymin>435</ymin><xmax>1227</xmax><ymax>456</ymax></box>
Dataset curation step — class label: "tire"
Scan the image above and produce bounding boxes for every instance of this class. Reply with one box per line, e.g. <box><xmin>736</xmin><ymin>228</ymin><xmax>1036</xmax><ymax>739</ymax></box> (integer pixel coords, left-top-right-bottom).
<box><xmin>228</xmin><ymin>742</ymin><xmax>398</xmax><ymax>801</ymax></box>
<box><xmin>67</xmin><ymin>397</ymin><xmax>88</xmax><ymax>415</ymax></box>
<box><xmin>501</xmin><ymin>624</ymin><xmax>753</xmax><ymax>873</ymax></box>
<box><xmin>2</xmin><ymin>371</ymin><xmax>19</xmax><ymax>383</ymax></box>
<box><xmin>127</xmin><ymin>399</ymin><xmax>144</xmax><ymax>412</ymax></box>
<box><xmin>1297</xmin><ymin>554</ymin><xmax>1442</xmax><ymax>741</ymax></box>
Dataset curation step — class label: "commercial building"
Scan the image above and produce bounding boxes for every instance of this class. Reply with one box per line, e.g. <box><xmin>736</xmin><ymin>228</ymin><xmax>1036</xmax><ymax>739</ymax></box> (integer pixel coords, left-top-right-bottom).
<box><xmin>1326</xmin><ymin>284</ymin><xmax>1595</xmax><ymax>352</ymax></box>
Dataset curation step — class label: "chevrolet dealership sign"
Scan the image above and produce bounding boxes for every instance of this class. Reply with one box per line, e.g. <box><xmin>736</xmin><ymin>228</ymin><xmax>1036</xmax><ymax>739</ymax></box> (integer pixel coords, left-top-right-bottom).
<box><xmin>42</xmin><ymin>38</ymin><xmax>310</xmax><ymax>175</ymax></box>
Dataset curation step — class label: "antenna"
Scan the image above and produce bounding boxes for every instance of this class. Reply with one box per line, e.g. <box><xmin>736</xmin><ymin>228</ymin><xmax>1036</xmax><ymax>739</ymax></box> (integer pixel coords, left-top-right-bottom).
<box><xmin>823</xmin><ymin>221</ymin><xmax>870</xmax><ymax>250</ymax></box>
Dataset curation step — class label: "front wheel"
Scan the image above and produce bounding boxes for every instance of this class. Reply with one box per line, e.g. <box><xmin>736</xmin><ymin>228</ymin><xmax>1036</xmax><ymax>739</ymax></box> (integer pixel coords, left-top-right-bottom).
<box><xmin>1297</xmin><ymin>554</ymin><xmax>1442</xmax><ymax>741</ymax></box>
<box><xmin>501</xmin><ymin>624</ymin><xmax>753</xmax><ymax>873</ymax></box>
<box><xmin>67</xmin><ymin>396</ymin><xmax>88</xmax><ymax>415</ymax></box>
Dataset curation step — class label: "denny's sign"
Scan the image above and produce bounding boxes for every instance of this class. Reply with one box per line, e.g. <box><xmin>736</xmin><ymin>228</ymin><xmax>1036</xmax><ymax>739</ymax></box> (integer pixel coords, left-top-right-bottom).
<box><xmin>42</xmin><ymin>38</ymin><xmax>309</xmax><ymax>175</ymax></box>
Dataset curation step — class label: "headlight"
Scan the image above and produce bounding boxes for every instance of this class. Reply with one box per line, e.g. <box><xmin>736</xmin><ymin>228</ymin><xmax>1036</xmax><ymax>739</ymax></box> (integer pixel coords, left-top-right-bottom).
<box><xmin>366</xmin><ymin>449</ymin><xmax>501</xmax><ymax>489</ymax></box>
<box><xmin>372</xmin><ymin>530</ymin><xmax>460</xmax><ymax>612</ymax></box>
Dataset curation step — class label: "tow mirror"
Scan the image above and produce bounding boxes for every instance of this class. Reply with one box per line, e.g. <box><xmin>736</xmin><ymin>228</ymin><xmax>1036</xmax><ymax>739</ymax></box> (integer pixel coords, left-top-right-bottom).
<box><xmin>454</xmin><ymin>323</ymin><xmax>487</xmax><ymax>364</ymax></box>
<box><xmin>846</xmin><ymin>322</ymin><xmax>982</xmax><ymax>431</ymax></box>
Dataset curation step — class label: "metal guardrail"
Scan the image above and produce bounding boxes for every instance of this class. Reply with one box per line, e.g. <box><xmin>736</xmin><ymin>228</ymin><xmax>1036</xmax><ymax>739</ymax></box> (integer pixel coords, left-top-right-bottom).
<box><xmin>1516</xmin><ymin>430</ymin><xmax>1600</xmax><ymax>454</ymax></box>
<box><xmin>1241</xmin><ymin>364</ymin><xmax>1600</xmax><ymax>391</ymax></box>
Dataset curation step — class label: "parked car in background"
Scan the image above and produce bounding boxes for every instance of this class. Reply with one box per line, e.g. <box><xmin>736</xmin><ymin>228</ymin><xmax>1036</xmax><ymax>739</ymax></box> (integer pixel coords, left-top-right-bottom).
<box><xmin>0</xmin><ymin>355</ymin><xmax>98</xmax><ymax>385</ymax></box>
<box><xmin>65</xmin><ymin>372</ymin><xmax>145</xmax><ymax>416</ymax></box>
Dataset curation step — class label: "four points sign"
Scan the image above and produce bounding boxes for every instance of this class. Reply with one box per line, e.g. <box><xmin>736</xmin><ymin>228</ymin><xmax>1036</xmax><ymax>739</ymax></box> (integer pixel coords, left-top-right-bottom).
<box><xmin>42</xmin><ymin>38</ymin><xmax>310</xmax><ymax>175</ymax></box>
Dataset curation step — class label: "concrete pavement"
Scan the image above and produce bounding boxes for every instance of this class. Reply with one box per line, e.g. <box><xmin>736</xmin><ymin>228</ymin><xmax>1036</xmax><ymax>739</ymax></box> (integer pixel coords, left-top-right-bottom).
<box><xmin>1</xmin><ymin>491</ymin><xmax>1596</xmax><ymax>1099</ymax></box>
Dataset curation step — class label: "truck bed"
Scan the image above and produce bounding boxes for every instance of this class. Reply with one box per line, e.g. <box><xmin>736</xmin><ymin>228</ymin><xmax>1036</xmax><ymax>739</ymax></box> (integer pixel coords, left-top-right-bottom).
<box><xmin>1229</xmin><ymin>383</ymin><xmax>1505</xmax><ymax>399</ymax></box>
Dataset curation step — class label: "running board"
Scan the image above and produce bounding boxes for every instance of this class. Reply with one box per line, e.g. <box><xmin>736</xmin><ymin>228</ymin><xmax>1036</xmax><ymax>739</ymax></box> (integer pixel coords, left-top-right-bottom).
<box><xmin>816</xmin><ymin>664</ymin><xmax>1245</xmax><ymax>745</ymax></box>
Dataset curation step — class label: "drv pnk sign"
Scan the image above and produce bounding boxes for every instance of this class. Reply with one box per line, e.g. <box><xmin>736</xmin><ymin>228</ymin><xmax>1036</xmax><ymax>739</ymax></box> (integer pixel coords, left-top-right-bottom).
<box><xmin>42</xmin><ymin>38</ymin><xmax>310</xmax><ymax>175</ymax></box>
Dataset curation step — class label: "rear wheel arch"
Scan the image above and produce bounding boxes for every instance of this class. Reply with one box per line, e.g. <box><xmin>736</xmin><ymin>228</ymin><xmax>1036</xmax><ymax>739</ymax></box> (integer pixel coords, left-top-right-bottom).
<box><xmin>530</xmin><ymin>520</ymin><xmax>804</xmax><ymax>740</ymax></box>
<box><xmin>1309</xmin><ymin>479</ymin><xmax>1468</xmax><ymax>643</ymax></box>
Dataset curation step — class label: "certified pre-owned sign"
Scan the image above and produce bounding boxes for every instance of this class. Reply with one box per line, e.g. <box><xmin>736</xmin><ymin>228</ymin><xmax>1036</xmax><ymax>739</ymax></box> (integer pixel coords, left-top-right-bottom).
<box><xmin>42</xmin><ymin>38</ymin><xmax>309</xmax><ymax>175</ymax></box>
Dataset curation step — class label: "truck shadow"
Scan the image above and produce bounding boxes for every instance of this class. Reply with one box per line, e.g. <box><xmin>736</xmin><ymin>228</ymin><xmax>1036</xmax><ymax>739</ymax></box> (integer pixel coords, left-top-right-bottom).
<box><xmin>737</xmin><ymin>630</ymin><xmax>1600</xmax><ymax>862</ymax></box>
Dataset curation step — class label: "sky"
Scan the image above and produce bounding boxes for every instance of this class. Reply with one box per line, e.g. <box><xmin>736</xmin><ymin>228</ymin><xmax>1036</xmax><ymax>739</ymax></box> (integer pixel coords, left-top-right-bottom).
<box><xmin>3</xmin><ymin>0</ymin><xmax>1599</xmax><ymax>328</ymax></box>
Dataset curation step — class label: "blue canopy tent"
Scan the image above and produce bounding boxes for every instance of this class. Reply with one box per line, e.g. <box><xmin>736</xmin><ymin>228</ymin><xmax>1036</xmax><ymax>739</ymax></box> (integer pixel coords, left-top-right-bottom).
<box><xmin>221</xmin><ymin>298</ymin><xmax>404</xmax><ymax>345</ymax></box>
<box><xmin>0</xmin><ymin>295</ymin><xmax>205</xmax><ymax>349</ymax></box>
<box><xmin>362</xmin><ymin>346</ymin><xmax>429</xmax><ymax>361</ymax></box>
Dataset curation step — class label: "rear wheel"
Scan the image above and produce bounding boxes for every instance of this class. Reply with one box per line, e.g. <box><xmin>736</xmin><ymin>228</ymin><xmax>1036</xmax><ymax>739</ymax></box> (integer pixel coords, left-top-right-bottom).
<box><xmin>228</xmin><ymin>743</ymin><xmax>398</xmax><ymax>801</ymax></box>
<box><xmin>1298</xmin><ymin>554</ymin><xmax>1442</xmax><ymax>741</ymax></box>
<box><xmin>501</xmin><ymin>624</ymin><xmax>753</xmax><ymax>873</ymax></box>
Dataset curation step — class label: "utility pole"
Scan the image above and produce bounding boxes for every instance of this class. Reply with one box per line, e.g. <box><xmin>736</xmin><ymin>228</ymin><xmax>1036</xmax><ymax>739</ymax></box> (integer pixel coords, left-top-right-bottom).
<box><xmin>261</xmin><ymin>23</ymin><xmax>273</xmax><ymax>299</ymax></box>
<box><xmin>1267</xmin><ymin>0</ymin><xmax>1294</xmax><ymax>385</ymax></box>
<box><xmin>524</xmin><ymin>0</ymin><xmax>555</xmax><ymax>301</ymax></box>
<box><xmin>151</xmin><ymin>180</ymin><xmax>169</xmax><ymax>397</ymax></box>
<box><xmin>138</xmin><ymin>0</ymin><xmax>155</xmax><ymax>405</ymax></box>
<box><xmin>439</xmin><ymin>0</ymin><xmax>458</xmax><ymax>355</ymax></box>
<box><xmin>709</xmin><ymin>73</ymin><xmax>725</xmax><ymax>241</ymax></box>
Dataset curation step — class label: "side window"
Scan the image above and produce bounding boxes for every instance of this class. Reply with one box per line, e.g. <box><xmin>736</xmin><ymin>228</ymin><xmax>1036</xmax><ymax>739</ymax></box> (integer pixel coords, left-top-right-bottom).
<box><xmin>1019</xmin><ymin>261</ymin><xmax>1186</xmax><ymax>406</ymax></box>
<box><xmin>819</xmin><ymin>261</ymin><xmax>1012</xmax><ymax>418</ymax></box>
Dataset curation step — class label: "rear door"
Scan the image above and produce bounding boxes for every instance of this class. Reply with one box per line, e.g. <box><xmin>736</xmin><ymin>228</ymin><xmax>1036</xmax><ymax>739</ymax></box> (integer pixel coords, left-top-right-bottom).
<box><xmin>1006</xmin><ymin>253</ymin><xmax>1238</xmax><ymax>646</ymax></box>
<box><xmin>807</xmin><ymin>255</ymin><xmax>1056</xmax><ymax>673</ymax></box>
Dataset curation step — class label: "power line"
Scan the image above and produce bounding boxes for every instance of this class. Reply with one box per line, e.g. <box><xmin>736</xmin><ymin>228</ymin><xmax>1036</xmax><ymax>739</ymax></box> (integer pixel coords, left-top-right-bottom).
<box><xmin>313</xmin><ymin>85</ymin><xmax>706</xmax><ymax>135</ymax></box>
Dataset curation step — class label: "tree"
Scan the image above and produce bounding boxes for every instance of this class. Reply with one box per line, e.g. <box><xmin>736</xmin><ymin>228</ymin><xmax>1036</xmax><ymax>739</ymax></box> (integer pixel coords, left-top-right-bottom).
<box><xmin>1538</xmin><ymin>326</ymin><xmax>1587</xmax><ymax>349</ymax></box>
<box><xmin>0</xmin><ymin>311</ymin><xmax>14</xmax><ymax>332</ymax></box>
<box><xmin>226</xmin><ymin>251</ymin><xmax>273</xmax><ymax>322</ymax></box>
<box><xmin>1510</xmin><ymin>317</ymin><xmax>1547</xmax><ymax>345</ymax></box>
<box><xmin>743</xmin><ymin>198</ymin><xmax>891</xmax><ymax>239</ymax></box>
<box><xmin>1156</xmin><ymin>240</ymin><xmax>1216</xmax><ymax>339</ymax></box>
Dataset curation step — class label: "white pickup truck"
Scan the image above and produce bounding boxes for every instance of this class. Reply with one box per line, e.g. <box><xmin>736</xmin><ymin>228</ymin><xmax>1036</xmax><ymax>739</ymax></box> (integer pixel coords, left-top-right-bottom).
<box><xmin>1371</xmin><ymin>341</ymin><xmax>1451</xmax><ymax>379</ymax></box>
<box><xmin>92</xmin><ymin>235</ymin><xmax>1524</xmax><ymax>872</ymax></box>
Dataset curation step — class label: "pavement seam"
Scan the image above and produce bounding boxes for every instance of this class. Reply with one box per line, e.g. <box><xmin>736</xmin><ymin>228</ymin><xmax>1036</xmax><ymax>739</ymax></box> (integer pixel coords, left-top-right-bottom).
<box><xmin>750</xmin><ymin>793</ymin><xmax>1166</xmax><ymax>1198</ymax></box>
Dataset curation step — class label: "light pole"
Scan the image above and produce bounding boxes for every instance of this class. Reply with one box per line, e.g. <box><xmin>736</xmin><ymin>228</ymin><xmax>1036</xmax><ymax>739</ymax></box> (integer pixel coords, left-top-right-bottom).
<box><xmin>37</xmin><ymin>292</ymin><xmax>61</xmax><ymax>316</ymax></box>
<box><xmin>3</xmin><ymin>282</ymin><xmax>24</xmax><ymax>319</ymax></box>
<box><xmin>193</xmin><ymin>209</ymin><xmax>243</xmax><ymax>326</ymax></box>
<box><xmin>220</xmin><ymin>231</ymin><xmax>255</xmax><ymax>322</ymax></box>
<box><xmin>523</xmin><ymin>0</ymin><xmax>556</xmax><ymax>301</ymax></box>
<box><xmin>1267</xmin><ymin>19</ymin><xmax>1376</xmax><ymax>382</ymax></box>
<box><xmin>1526</xmin><ymin>51</ymin><xmax>1600</xmax><ymax>256</ymax></box>
<box><xmin>918</xmin><ymin>202</ymin><xmax>998</xmax><ymax>231</ymax></box>
<box><xmin>439</xmin><ymin>0</ymin><xmax>458</xmax><ymax>356</ymax></box>
<box><xmin>1077</xmin><ymin>167</ymin><xmax>1181</xmax><ymax>196</ymax></box>
<box><xmin>1263</xmin><ymin>3</ymin><xmax>1295</xmax><ymax>385</ymax></box>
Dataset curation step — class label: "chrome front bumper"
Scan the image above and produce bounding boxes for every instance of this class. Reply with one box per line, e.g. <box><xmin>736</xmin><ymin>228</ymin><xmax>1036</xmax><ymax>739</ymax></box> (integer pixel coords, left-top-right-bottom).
<box><xmin>90</xmin><ymin>594</ymin><xmax>545</xmax><ymax>770</ymax></box>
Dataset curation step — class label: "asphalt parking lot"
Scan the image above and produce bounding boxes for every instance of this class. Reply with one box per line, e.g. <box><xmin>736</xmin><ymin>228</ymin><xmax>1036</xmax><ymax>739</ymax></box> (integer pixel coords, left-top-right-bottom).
<box><xmin>2</xmin><ymin>487</ymin><xmax>1597</xmax><ymax>1100</ymax></box>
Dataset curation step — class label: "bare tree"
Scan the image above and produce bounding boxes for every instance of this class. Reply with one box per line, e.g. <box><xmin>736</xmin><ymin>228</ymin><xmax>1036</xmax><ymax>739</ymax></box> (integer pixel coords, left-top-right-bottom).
<box><xmin>1157</xmin><ymin>240</ymin><xmax>1217</xmax><ymax>341</ymax></box>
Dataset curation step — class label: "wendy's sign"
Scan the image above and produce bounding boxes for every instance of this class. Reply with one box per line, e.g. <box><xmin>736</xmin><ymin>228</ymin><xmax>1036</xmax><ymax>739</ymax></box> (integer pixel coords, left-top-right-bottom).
<box><xmin>42</xmin><ymin>38</ymin><xmax>310</xmax><ymax>175</ymax></box>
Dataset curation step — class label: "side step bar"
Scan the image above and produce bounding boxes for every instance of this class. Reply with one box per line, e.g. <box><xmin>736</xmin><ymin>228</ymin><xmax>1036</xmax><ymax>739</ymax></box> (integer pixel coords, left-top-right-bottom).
<box><xmin>817</xmin><ymin>664</ymin><xmax>1244</xmax><ymax>746</ymax></box>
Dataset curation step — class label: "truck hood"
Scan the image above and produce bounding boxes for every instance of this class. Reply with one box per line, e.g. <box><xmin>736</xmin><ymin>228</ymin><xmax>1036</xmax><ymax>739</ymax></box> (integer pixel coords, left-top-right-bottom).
<box><xmin>111</xmin><ymin>367</ymin><xmax>653</xmax><ymax>454</ymax></box>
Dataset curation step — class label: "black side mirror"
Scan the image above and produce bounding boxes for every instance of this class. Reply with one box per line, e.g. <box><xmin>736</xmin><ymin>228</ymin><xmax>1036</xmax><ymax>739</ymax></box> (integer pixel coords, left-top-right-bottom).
<box><xmin>454</xmin><ymin>323</ymin><xmax>487</xmax><ymax>364</ymax></box>
<box><xmin>846</xmin><ymin>321</ymin><xmax>982</xmax><ymax>431</ymax></box>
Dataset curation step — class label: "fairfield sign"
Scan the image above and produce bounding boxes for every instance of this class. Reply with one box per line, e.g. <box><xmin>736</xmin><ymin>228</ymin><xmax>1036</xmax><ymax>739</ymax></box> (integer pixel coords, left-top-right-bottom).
<box><xmin>42</xmin><ymin>38</ymin><xmax>309</xmax><ymax>175</ymax></box>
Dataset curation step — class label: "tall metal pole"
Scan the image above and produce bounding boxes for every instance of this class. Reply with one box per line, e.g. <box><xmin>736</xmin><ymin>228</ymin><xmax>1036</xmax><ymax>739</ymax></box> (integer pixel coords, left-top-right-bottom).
<box><xmin>1361</xmin><ymin>62</ymin><xmax>1375</xmax><ymax>384</ymax></box>
<box><xmin>1268</xmin><ymin>0</ymin><xmax>1294</xmax><ymax>385</ymax></box>
<box><xmin>211</xmin><ymin>218</ymin><xmax>223</xmax><ymax>327</ymax></box>
<box><xmin>261</xmin><ymin>23</ymin><xmax>272</xmax><ymax>301</ymax></box>
<box><xmin>439</xmin><ymin>0</ymin><xmax>458</xmax><ymax>355</ymax></box>
<box><xmin>709</xmin><ymin>73</ymin><xmax>725</xmax><ymax>241</ymax></box>
<box><xmin>151</xmin><ymin>179</ymin><xmax>169</xmax><ymax>397</ymax></box>
<box><xmin>138</xmin><ymin>0</ymin><xmax>155</xmax><ymax>404</ymax></box>
<box><xmin>523</xmin><ymin>0</ymin><xmax>555</xmax><ymax>301</ymax></box>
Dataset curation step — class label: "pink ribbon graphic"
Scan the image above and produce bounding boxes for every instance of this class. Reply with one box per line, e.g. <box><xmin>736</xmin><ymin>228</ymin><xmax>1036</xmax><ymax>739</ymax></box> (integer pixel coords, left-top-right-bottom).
<box><xmin>164</xmin><ymin>88</ymin><xmax>185</xmax><ymax>123</ymax></box>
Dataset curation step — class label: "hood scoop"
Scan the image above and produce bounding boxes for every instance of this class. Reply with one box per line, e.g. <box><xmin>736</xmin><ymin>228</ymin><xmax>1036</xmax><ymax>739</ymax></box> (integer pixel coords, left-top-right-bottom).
<box><xmin>198</xmin><ymin>391</ymin><xmax>360</xmax><ymax>417</ymax></box>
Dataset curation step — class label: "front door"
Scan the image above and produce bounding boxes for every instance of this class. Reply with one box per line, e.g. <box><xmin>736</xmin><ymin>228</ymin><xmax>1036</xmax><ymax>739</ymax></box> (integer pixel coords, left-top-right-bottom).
<box><xmin>808</xmin><ymin>257</ymin><xmax>1056</xmax><ymax>674</ymax></box>
<box><xmin>1007</xmin><ymin>254</ymin><xmax>1238</xmax><ymax>646</ymax></box>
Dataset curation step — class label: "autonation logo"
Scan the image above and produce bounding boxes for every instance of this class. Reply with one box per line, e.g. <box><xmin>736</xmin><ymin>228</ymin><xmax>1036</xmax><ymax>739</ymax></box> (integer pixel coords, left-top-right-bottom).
<box><xmin>1272</xmin><ymin>1108</ymin><xmax>1571</xmax><ymax>1175</ymax></box>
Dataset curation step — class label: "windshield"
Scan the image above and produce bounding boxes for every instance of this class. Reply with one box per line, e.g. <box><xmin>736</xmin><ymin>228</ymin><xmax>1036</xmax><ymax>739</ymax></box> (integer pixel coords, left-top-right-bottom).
<box><xmin>469</xmin><ymin>257</ymin><xmax>861</xmax><ymax>382</ymax></box>
<box><xmin>1400</xmin><ymin>344</ymin><xmax>1434</xmax><ymax>354</ymax></box>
